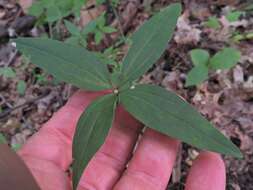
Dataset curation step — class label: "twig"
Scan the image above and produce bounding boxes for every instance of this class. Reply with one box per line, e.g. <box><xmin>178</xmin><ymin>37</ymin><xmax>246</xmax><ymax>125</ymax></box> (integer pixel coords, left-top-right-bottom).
<box><xmin>6</xmin><ymin>50</ymin><xmax>18</xmax><ymax>66</ymax></box>
<box><xmin>172</xmin><ymin>144</ymin><xmax>182</xmax><ymax>183</ymax></box>
<box><xmin>0</xmin><ymin>90</ymin><xmax>50</xmax><ymax>120</ymax></box>
<box><xmin>48</xmin><ymin>23</ymin><xmax>53</xmax><ymax>39</ymax></box>
<box><xmin>80</xmin><ymin>4</ymin><xmax>96</xmax><ymax>12</ymax></box>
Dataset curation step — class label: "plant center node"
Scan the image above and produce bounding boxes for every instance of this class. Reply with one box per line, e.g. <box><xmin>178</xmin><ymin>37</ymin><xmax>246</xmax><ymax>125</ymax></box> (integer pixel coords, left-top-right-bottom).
<box><xmin>113</xmin><ymin>89</ymin><xmax>119</xmax><ymax>94</ymax></box>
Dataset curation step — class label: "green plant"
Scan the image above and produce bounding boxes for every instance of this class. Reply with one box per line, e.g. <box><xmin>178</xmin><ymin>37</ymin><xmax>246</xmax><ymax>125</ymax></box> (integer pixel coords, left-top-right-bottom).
<box><xmin>204</xmin><ymin>16</ymin><xmax>220</xmax><ymax>29</ymax></box>
<box><xmin>96</xmin><ymin>0</ymin><xmax>120</xmax><ymax>7</ymax></box>
<box><xmin>13</xmin><ymin>3</ymin><xmax>242</xmax><ymax>189</ymax></box>
<box><xmin>91</xmin><ymin>12</ymin><xmax>117</xmax><ymax>44</ymax></box>
<box><xmin>0</xmin><ymin>67</ymin><xmax>27</xmax><ymax>95</ymax></box>
<box><xmin>64</xmin><ymin>20</ymin><xmax>91</xmax><ymax>47</ymax></box>
<box><xmin>0</xmin><ymin>133</ymin><xmax>7</xmax><ymax>144</ymax></box>
<box><xmin>17</xmin><ymin>80</ymin><xmax>27</xmax><ymax>95</ymax></box>
<box><xmin>0</xmin><ymin>67</ymin><xmax>16</xmax><ymax>78</ymax></box>
<box><xmin>65</xmin><ymin>12</ymin><xmax>117</xmax><ymax>46</ymax></box>
<box><xmin>232</xmin><ymin>31</ymin><xmax>253</xmax><ymax>42</ymax></box>
<box><xmin>29</xmin><ymin>0</ymin><xmax>86</xmax><ymax>23</ymax></box>
<box><xmin>0</xmin><ymin>133</ymin><xmax>22</xmax><ymax>150</ymax></box>
<box><xmin>186</xmin><ymin>48</ymin><xmax>241</xmax><ymax>86</ymax></box>
<box><xmin>226</xmin><ymin>11</ymin><xmax>245</xmax><ymax>22</ymax></box>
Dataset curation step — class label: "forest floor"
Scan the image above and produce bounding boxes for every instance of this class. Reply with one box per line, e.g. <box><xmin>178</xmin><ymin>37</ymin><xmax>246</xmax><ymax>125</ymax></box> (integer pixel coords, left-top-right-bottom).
<box><xmin>0</xmin><ymin>0</ymin><xmax>252</xmax><ymax>189</ymax></box>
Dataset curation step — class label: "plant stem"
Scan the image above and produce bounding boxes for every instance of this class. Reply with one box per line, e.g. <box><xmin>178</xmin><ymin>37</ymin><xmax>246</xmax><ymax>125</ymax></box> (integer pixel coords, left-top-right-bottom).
<box><xmin>48</xmin><ymin>23</ymin><xmax>53</xmax><ymax>39</ymax></box>
<box><xmin>110</xmin><ymin>2</ymin><xmax>127</xmax><ymax>43</ymax></box>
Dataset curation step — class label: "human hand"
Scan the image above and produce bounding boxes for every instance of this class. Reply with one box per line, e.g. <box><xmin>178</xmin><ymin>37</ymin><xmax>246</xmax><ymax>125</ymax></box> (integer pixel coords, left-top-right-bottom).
<box><xmin>18</xmin><ymin>91</ymin><xmax>226</xmax><ymax>190</ymax></box>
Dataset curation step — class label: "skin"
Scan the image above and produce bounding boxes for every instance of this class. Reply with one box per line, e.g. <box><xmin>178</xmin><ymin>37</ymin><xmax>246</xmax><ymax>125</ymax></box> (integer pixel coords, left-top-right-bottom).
<box><xmin>18</xmin><ymin>90</ymin><xmax>226</xmax><ymax>190</ymax></box>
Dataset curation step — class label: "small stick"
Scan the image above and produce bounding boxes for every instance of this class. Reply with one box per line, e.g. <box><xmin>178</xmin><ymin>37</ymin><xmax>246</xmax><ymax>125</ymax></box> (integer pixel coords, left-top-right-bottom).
<box><xmin>0</xmin><ymin>90</ymin><xmax>50</xmax><ymax>120</ymax></box>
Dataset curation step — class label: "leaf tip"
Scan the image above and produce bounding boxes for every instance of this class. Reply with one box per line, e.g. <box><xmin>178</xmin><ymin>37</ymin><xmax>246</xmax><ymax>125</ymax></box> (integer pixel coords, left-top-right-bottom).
<box><xmin>230</xmin><ymin>146</ymin><xmax>243</xmax><ymax>159</ymax></box>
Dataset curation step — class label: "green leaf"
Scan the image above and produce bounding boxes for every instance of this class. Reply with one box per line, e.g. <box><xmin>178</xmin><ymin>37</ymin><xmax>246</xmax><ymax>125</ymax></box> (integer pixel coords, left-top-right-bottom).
<box><xmin>96</xmin><ymin>13</ymin><xmax>106</xmax><ymax>29</ymax></box>
<box><xmin>185</xmin><ymin>64</ymin><xmax>209</xmax><ymax>87</ymax></box>
<box><xmin>14</xmin><ymin>38</ymin><xmax>112</xmax><ymax>91</ymax></box>
<box><xmin>17</xmin><ymin>80</ymin><xmax>26</xmax><ymax>95</ymax></box>
<box><xmin>96</xmin><ymin>0</ymin><xmax>106</xmax><ymax>5</ymax></box>
<box><xmin>0</xmin><ymin>67</ymin><xmax>16</xmax><ymax>78</ymax></box>
<box><xmin>65</xmin><ymin>36</ymin><xmax>81</xmax><ymax>46</ymax></box>
<box><xmin>42</xmin><ymin>0</ymin><xmax>54</xmax><ymax>8</ymax></box>
<box><xmin>65</xmin><ymin>36</ymin><xmax>87</xmax><ymax>48</ymax></box>
<box><xmin>81</xmin><ymin>21</ymin><xmax>97</xmax><ymax>35</ymax></box>
<box><xmin>120</xmin><ymin>84</ymin><xmax>242</xmax><ymax>158</ymax></box>
<box><xmin>204</xmin><ymin>17</ymin><xmax>220</xmax><ymax>29</ymax></box>
<box><xmin>46</xmin><ymin>5</ymin><xmax>62</xmax><ymax>22</ymax></box>
<box><xmin>73</xmin><ymin>0</ymin><xmax>87</xmax><ymax>17</ymax></box>
<box><xmin>226</xmin><ymin>11</ymin><xmax>245</xmax><ymax>22</ymax></box>
<box><xmin>0</xmin><ymin>133</ymin><xmax>7</xmax><ymax>144</ymax></box>
<box><xmin>101</xmin><ymin>26</ymin><xmax>117</xmax><ymax>33</ymax></box>
<box><xmin>28</xmin><ymin>2</ymin><xmax>44</xmax><ymax>17</ymax></box>
<box><xmin>64</xmin><ymin>20</ymin><xmax>80</xmax><ymax>36</ymax></box>
<box><xmin>190</xmin><ymin>49</ymin><xmax>210</xmax><ymax>66</ymax></box>
<box><xmin>72</xmin><ymin>94</ymin><xmax>117</xmax><ymax>189</ymax></box>
<box><xmin>209</xmin><ymin>48</ymin><xmax>241</xmax><ymax>70</ymax></box>
<box><xmin>12</xmin><ymin>143</ymin><xmax>22</xmax><ymax>151</ymax></box>
<box><xmin>94</xmin><ymin>31</ymin><xmax>104</xmax><ymax>44</ymax></box>
<box><xmin>119</xmin><ymin>3</ymin><xmax>181</xmax><ymax>86</ymax></box>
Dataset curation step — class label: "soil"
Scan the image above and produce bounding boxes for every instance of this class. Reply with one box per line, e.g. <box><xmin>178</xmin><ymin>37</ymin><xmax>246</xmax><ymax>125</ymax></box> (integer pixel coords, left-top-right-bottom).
<box><xmin>0</xmin><ymin>0</ymin><xmax>252</xmax><ymax>189</ymax></box>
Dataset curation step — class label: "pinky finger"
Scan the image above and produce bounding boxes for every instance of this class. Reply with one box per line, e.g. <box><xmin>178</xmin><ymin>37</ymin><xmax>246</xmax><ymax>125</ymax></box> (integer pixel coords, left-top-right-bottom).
<box><xmin>185</xmin><ymin>152</ymin><xmax>226</xmax><ymax>190</ymax></box>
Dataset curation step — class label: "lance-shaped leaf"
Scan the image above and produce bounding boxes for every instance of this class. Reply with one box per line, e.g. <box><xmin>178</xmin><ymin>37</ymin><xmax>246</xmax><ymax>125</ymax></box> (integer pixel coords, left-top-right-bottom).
<box><xmin>72</xmin><ymin>94</ymin><xmax>117</xmax><ymax>189</ymax></box>
<box><xmin>119</xmin><ymin>84</ymin><xmax>242</xmax><ymax>158</ymax></box>
<box><xmin>119</xmin><ymin>3</ymin><xmax>181</xmax><ymax>86</ymax></box>
<box><xmin>14</xmin><ymin>38</ymin><xmax>111</xmax><ymax>91</ymax></box>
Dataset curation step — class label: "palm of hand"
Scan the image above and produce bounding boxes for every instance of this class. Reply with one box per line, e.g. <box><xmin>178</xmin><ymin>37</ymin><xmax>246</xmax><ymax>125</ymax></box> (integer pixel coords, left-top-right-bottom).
<box><xmin>18</xmin><ymin>91</ymin><xmax>226</xmax><ymax>190</ymax></box>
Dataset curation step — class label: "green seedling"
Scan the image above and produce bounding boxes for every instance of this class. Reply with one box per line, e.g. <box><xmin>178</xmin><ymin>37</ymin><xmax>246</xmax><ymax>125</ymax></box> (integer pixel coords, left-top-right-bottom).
<box><xmin>186</xmin><ymin>48</ymin><xmax>241</xmax><ymax>86</ymax></box>
<box><xmin>232</xmin><ymin>31</ymin><xmax>253</xmax><ymax>42</ymax></box>
<box><xmin>0</xmin><ymin>67</ymin><xmax>16</xmax><ymax>78</ymax></box>
<box><xmin>0</xmin><ymin>133</ymin><xmax>7</xmax><ymax>144</ymax></box>
<box><xmin>1</xmin><ymin>56</ymin><xmax>29</xmax><ymax>95</ymax></box>
<box><xmin>65</xmin><ymin>13</ymin><xmax>117</xmax><ymax>46</ymax></box>
<box><xmin>226</xmin><ymin>11</ymin><xmax>245</xmax><ymax>22</ymax></box>
<box><xmin>29</xmin><ymin>0</ymin><xmax>86</xmax><ymax>23</ymax></box>
<box><xmin>92</xmin><ymin>12</ymin><xmax>117</xmax><ymax>44</ymax></box>
<box><xmin>96</xmin><ymin>46</ymin><xmax>121</xmax><ymax>69</ymax></box>
<box><xmin>204</xmin><ymin>16</ymin><xmax>220</xmax><ymax>29</ymax></box>
<box><xmin>14</xmin><ymin>3</ymin><xmax>242</xmax><ymax>189</ymax></box>
<box><xmin>96</xmin><ymin>0</ymin><xmax>120</xmax><ymax>7</ymax></box>
<box><xmin>64</xmin><ymin>20</ymin><xmax>90</xmax><ymax>47</ymax></box>
<box><xmin>0</xmin><ymin>67</ymin><xmax>27</xmax><ymax>95</ymax></box>
<box><xmin>0</xmin><ymin>133</ymin><xmax>21</xmax><ymax>151</ymax></box>
<box><xmin>17</xmin><ymin>80</ymin><xmax>27</xmax><ymax>96</ymax></box>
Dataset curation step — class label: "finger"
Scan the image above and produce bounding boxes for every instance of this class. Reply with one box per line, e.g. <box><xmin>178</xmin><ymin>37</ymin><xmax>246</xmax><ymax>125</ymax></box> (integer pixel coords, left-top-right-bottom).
<box><xmin>114</xmin><ymin>129</ymin><xmax>180</xmax><ymax>190</ymax></box>
<box><xmin>18</xmin><ymin>90</ymin><xmax>105</xmax><ymax>170</ymax></box>
<box><xmin>78</xmin><ymin>106</ymin><xmax>142</xmax><ymax>190</ymax></box>
<box><xmin>185</xmin><ymin>152</ymin><xmax>226</xmax><ymax>190</ymax></box>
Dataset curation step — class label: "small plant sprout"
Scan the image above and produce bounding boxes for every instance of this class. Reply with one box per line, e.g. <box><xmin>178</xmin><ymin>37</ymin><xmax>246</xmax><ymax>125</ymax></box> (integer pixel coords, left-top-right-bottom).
<box><xmin>14</xmin><ymin>3</ymin><xmax>242</xmax><ymax>189</ymax></box>
<box><xmin>226</xmin><ymin>11</ymin><xmax>245</xmax><ymax>22</ymax></box>
<box><xmin>204</xmin><ymin>16</ymin><xmax>221</xmax><ymax>29</ymax></box>
<box><xmin>28</xmin><ymin>0</ymin><xmax>86</xmax><ymax>23</ymax></box>
<box><xmin>186</xmin><ymin>48</ymin><xmax>241</xmax><ymax>86</ymax></box>
<box><xmin>0</xmin><ymin>133</ymin><xmax>7</xmax><ymax>144</ymax></box>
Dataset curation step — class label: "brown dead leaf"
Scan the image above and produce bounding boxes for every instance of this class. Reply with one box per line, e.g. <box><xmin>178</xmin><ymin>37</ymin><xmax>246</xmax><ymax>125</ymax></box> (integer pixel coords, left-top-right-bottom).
<box><xmin>79</xmin><ymin>0</ymin><xmax>105</xmax><ymax>27</ymax></box>
<box><xmin>19</xmin><ymin>0</ymin><xmax>33</xmax><ymax>12</ymax></box>
<box><xmin>233</xmin><ymin>65</ymin><xmax>244</xmax><ymax>83</ymax></box>
<box><xmin>174</xmin><ymin>12</ymin><xmax>201</xmax><ymax>45</ymax></box>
